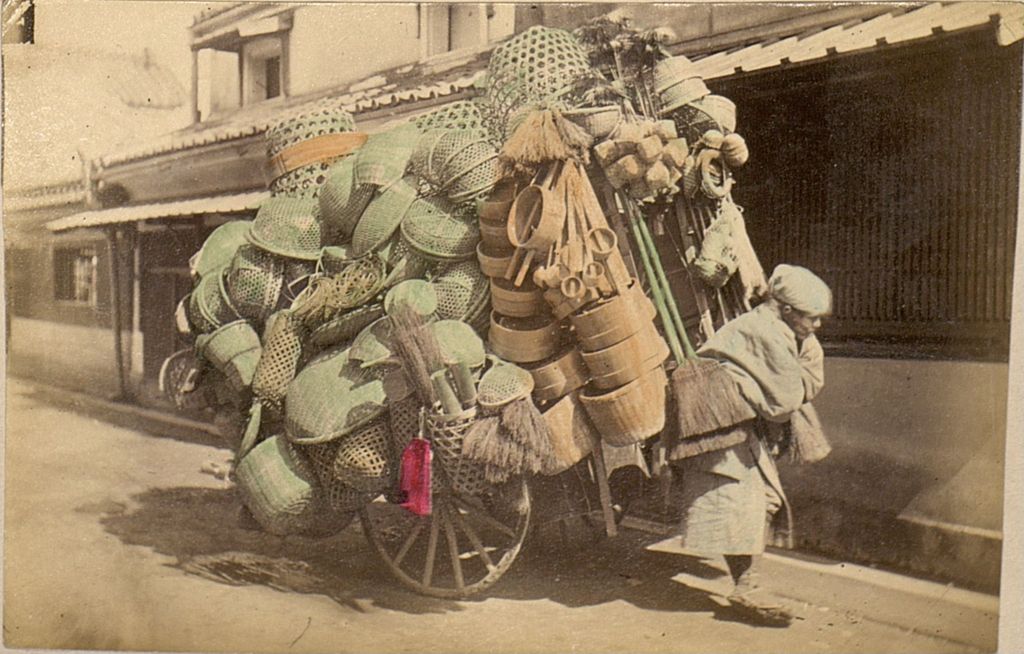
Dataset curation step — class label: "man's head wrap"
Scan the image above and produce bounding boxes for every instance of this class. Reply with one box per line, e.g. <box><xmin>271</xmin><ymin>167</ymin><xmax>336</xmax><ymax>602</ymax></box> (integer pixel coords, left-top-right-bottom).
<box><xmin>769</xmin><ymin>264</ymin><xmax>832</xmax><ymax>316</ymax></box>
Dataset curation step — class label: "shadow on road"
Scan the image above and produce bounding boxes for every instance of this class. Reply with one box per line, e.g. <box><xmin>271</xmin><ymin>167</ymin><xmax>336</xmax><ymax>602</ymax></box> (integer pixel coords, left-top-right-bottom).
<box><xmin>96</xmin><ymin>486</ymin><xmax>461</xmax><ymax>615</ymax></box>
<box><xmin>96</xmin><ymin>486</ymin><xmax>728</xmax><ymax>618</ymax></box>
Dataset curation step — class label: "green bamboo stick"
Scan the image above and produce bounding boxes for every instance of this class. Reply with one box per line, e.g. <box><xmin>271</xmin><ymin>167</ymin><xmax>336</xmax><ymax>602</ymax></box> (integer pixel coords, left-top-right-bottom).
<box><xmin>622</xmin><ymin>197</ymin><xmax>686</xmax><ymax>365</ymax></box>
<box><xmin>630</xmin><ymin>203</ymin><xmax>698</xmax><ymax>360</ymax></box>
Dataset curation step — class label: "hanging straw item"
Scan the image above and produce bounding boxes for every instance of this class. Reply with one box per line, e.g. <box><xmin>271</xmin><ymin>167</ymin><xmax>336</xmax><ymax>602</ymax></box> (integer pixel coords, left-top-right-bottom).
<box><xmin>540</xmin><ymin>392</ymin><xmax>599</xmax><ymax>475</ymax></box>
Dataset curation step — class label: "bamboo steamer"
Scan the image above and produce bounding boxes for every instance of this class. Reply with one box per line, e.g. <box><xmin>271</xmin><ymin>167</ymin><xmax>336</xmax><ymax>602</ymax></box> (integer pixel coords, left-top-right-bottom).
<box><xmin>476</xmin><ymin>242</ymin><xmax>513</xmax><ymax>278</ymax></box>
<box><xmin>490</xmin><ymin>278</ymin><xmax>546</xmax><ymax>318</ymax></box>
<box><xmin>476</xmin><ymin>178</ymin><xmax>517</xmax><ymax>223</ymax></box>
<box><xmin>579</xmin><ymin>365</ymin><xmax>667</xmax><ymax>446</ymax></box>
<box><xmin>540</xmin><ymin>392</ymin><xmax>598</xmax><ymax>475</ymax></box>
<box><xmin>580</xmin><ymin>322</ymin><xmax>670</xmax><ymax>390</ymax></box>
<box><xmin>488</xmin><ymin>312</ymin><xmax>561</xmax><ymax>363</ymax></box>
<box><xmin>527</xmin><ymin>348</ymin><xmax>588</xmax><ymax>402</ymax></box>
<box><xmin>570</xmin><ymin>283</ymin><xmax>657</xmax><ymax>351</ymax></box>
<box><xmin>479</xmin><ymin>220</ymin><xmax>513</xmax><ymax>252</ymax></box>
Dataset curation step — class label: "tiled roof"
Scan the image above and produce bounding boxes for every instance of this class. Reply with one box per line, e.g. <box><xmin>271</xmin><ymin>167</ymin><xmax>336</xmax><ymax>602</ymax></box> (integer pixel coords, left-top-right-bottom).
<box><xmin>97</xmin><ymin>69</ymin><xmax>484</xmax><ymax>168</ymax></box>
<box><xmin>46</xmin><ymin>191</ymin><xmax>268</xmax><ymax>232</ymax></box>
<box><xmin>689</xmin><ymin>2</ymin><xmax>1024</xmax><ymax>79</ymax></box>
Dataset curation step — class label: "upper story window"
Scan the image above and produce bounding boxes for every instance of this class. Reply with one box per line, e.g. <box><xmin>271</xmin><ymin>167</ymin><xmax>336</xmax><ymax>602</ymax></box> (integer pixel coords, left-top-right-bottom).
<box><xmin>419</xmin><ymin>3</ymin><xmax>515</xmax><ymax>60</ymax></box>
<box><xmin>190</xmin><ymin>6</ymin><xmax>293</xmax><ymax>122</ymax></box>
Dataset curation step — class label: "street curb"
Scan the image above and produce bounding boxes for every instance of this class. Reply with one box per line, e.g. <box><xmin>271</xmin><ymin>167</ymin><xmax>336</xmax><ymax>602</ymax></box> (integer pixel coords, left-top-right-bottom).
<box><xmin>646</xmin><ymin>536</ymin><xmax>999</xmax><ymax>652</ymax></box>
<box><xmin>9</xmin><ymin>377</ymin><xmax>224</xmax><ymax>447</ymax></box>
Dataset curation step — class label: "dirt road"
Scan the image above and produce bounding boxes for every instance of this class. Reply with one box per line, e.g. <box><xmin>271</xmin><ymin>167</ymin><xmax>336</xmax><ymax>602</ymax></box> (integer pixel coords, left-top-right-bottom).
<box><xmin>3</xmin><ymin>379</ymin><xmax>995</xmax><ymax>653</ymax></box>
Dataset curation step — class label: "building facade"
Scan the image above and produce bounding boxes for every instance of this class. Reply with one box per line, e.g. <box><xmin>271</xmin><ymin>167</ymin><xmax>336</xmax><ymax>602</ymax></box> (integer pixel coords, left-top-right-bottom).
<box><xmin>7</xmin><ymin>3</ymin><xmax>1021</xmax><ymax>590</ymax></box>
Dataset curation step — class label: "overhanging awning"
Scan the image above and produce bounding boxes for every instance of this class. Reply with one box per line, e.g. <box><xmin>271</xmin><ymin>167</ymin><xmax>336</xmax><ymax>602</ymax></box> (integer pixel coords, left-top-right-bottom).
<box><xmin>690</xmin><ymin>2</ymin><xmax>1024</xmax><ymax>80</ymax></box>
<box><xmin>46</xmin><ymin>191</ymin><xmax>269</xmax><ymax>232</ymax></box>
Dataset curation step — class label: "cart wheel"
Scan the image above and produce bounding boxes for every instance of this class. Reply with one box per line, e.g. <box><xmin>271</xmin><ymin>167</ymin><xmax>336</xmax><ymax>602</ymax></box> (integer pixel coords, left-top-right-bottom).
<box><xmin>361</xmin><ymin>478</ymin><xmax>531</xmax><ymax>599</ymax></box>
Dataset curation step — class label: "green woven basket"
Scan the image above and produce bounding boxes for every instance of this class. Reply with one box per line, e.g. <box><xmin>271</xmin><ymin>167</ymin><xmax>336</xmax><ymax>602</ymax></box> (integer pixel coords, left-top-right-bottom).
<box><xmin>308</xmin><ymin>303</ymin><xmax>386</xmax><ymax>350</ymax></box>
<box><xmin>433</xmin><ymin>319</ymin><xmax>487</xmax><ymax>369</ymax></box>
<box><xmin>195</xmin><ymin>319</ymin><xmax>262</xmax><ymax>396</ymax></box>
<box><xmin>400</xmin><ymin>195</ymin><xmax>480</xmax><ymax>261</ymax></box>
<box><xmin>318</xmin><ymin>156</ymin><xmax>374</xmax><ymax>243</ymax></box>
<box><xmin>354</xmin><ymin>123</ymin><xmax>420</xmax><ymax>189</ymax></box>
<box><xmin>191</xmin><ymin>221</ymin><xmax>251</xmax><ymax>280</ymax></box>
<box><xmin>247</xmin><ymin>197</ymin><xmax>323</xmax><ymax>261</ymax></box>
<box><xmin>226</xmin><ymin>244</ymin><xmax>285</xmax><ymax>324</ymax></box>
<box><xmin>284</xmin><ymin>346</ymin><xmax>392</xmax><ymax>445</ymax></box>
<box><xmin>350</xmin><ymin>176</ymin><xmax>418</xmax><ymax>258</ymax></box>
<box><xmin>235</xmin><ymin>435</ymin><xmax>325</xmax><ymax>536</ymax></box>
<box><xmin>189</xmin><ymin>266</ymin><xmax>242</xmax><ymax>334</ymax></box>
<box><xmin>331</xmin><ymin>419</ymin><xmax>396</xmax><ymax>493</ymax></box>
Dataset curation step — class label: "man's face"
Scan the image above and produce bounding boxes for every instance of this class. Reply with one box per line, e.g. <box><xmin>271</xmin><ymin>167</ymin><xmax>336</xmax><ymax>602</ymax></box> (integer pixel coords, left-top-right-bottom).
<box><xmin>781</xmin><ymin>305</ymin><xmax>823</xmax><ymax>340</ymax></box>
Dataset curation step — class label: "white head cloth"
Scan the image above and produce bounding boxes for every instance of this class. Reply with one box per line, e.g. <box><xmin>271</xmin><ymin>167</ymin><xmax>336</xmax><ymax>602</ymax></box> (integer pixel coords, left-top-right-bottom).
<box><xmin>768</xmin><ymin>264</ymin><xmax>832</xmax><ymax>316</ymax></box>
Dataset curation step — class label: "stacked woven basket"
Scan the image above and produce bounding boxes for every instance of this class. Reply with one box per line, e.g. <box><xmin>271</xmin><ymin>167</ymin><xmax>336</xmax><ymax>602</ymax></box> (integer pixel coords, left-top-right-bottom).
<box><xmin>162</xmin><ymin>23</ymin><xmax>765</xmax><ymax>537</ymax></box>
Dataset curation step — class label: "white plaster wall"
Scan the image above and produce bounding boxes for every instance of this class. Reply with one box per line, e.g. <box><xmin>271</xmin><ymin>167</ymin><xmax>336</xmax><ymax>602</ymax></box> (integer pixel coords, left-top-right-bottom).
<box><xmin>288</xmin><ymin>5</ymin><xmax>422</xmax><ymax>97</ymax></box>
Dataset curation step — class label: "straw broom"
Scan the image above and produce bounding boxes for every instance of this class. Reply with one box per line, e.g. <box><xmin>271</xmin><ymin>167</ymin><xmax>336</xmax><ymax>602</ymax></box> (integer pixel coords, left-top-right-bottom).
<box><xmin>620</xmin><ymin>196</ymin><xmax>754</xmax><ymax>442</ymax></box>
<box><xmin>498</xmin><ymin>106</ymin><xmax>593</xmax><ymax>178</ymax></box>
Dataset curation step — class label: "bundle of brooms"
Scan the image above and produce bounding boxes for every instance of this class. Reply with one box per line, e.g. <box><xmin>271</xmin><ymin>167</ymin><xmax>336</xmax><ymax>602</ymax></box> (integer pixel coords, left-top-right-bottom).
<box><xmin>617</xmin><ymin>195</ymin><xmax>755</xmax><ymax>459</ymax></box>
<box><xmin>463</xmin><ymin>397</ymin><xmax>558</xmax><ymax>484</ymax></box>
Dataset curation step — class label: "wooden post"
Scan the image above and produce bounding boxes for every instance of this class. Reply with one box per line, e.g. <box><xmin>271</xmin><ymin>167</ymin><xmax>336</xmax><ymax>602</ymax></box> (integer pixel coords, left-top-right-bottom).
<box><xmin>590</xmin><ymin>442</ymin><xmax>618</xmax><ymax>538</ymax></box>
<box><xmin>106</xmin><ymin>228</ymin><xmax>129</xmax><ymax>400</ymax></box>
<box><xmin>190</xmin><ymin>49</ymin><xmax>200</xmax><ymax>124</ymax></box>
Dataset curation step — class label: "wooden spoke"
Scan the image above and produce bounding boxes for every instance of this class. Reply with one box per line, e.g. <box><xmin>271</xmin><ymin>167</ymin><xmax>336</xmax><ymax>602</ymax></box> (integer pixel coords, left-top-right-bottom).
<box><xmin>454</xmin><ymin>496</ymin><xmax>518</xmax><ymax>539</ymax></box>
<box><xmin>452</xmin><ymin>507</ymin><xmax>497</xmax><ymax>572</ymax></box>
<box><xmin>440</xmin><ymin>502</ymin><xmax>465</xmax><ymax>592</ymax></box>
<box><xmin>422</xmin><ymin>509</ymin><xmax>440</xmax><ymax>587</ymax></box>
<box><xmin>393</xmin><ymin>519</ymin><xmax>425</xmax><ymax>568</ymax></box>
